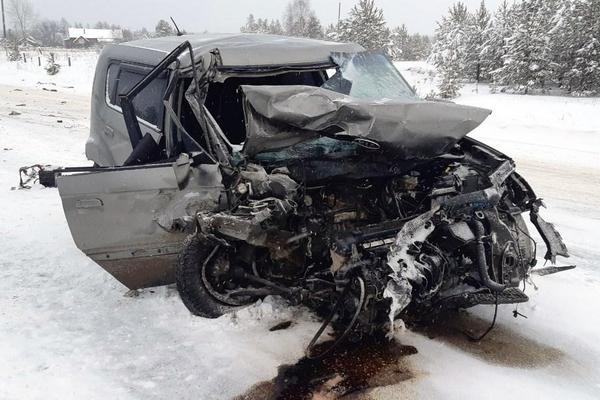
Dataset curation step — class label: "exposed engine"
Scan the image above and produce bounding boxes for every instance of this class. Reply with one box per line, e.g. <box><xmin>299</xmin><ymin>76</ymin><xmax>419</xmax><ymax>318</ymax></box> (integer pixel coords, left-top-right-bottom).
<box><xmin>181</xmin><ymin>136</ymin><xmax>569</xmax><ymax>353</ymax></box>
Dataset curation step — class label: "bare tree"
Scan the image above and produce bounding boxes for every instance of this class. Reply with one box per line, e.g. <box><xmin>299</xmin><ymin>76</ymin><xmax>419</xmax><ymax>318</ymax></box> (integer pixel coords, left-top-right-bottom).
<box><xmin>7</xmin><ymin>0</ymin><xmax>34</xmax><ymax>39</ymax></box>
<box><xmin>32</xmin><ymin>19</ymin><xmax>62</xmax><ymax>46</ymax></box>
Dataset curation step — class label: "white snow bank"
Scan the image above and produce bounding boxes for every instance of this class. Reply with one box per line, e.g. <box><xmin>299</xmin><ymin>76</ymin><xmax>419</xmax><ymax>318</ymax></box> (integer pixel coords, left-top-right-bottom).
<box><xmin>0</xmin><ymin>49</ymin><xmax>98</xmax><ymax>95</ymax></box>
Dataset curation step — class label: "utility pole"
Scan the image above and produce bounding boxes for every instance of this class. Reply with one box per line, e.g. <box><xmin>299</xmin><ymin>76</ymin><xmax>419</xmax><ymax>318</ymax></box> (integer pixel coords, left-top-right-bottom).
<box><xmin>337</xmin><ymin>2</ymin><xmax>341</xmax><ymax>28</ymax></box>
<box><xmin>1</xmin><ymin>0</ymin><xmax>7</xmax><ymax>39</ymax></box>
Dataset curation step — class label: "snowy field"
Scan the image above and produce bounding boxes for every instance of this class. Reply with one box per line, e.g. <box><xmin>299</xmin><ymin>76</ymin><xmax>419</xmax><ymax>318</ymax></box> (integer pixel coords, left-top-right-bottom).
<box><xmin>0</xmin><ymin>49</ymin><xmax>98</xmax><ymax>95</ymax></box>
<box><xmin>1</xmin><ymin>53</ymin><xmax>599</xmax><ymax>399</ymax></box>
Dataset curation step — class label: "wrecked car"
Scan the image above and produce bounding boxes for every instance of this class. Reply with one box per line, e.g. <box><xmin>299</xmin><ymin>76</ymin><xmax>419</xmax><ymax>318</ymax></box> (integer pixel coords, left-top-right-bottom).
<box><xmin>53</xmin><ymin>34</ymin><xmax>571</xmax><ymax>351</ymax></box>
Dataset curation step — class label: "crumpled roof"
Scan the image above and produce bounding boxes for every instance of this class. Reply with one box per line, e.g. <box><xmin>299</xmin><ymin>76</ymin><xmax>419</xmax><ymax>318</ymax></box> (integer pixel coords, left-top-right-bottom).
<box><xmin>121</xmin><ymin>33</ymin><xmax>363</xmax><ymax>68</ymax></box>
<box><xmin>241</xmin><ymin>85</ymin><xmax>492</xmax><ymax>159</ymax></box>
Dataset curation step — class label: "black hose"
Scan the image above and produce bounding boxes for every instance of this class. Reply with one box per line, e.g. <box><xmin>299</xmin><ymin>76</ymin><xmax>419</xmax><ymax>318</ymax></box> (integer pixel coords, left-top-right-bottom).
<box><xmin>471</xmin><ymin>220</ymin><xmax>507</xmax><ymax>293</ymax></box>
<box><xmin>465</xmin><ymin>293</ymin><xmax>499</xmax><ymax>341</ymax></box>
<box><xmin>305</xmin><ymin>275</ymin><xmax>366</xmax><ymax>360</ymax></box>
<box><xmin>240</xmin><ymin>272</ymin><xmax>293</xmax><ymax>295</ymax></box>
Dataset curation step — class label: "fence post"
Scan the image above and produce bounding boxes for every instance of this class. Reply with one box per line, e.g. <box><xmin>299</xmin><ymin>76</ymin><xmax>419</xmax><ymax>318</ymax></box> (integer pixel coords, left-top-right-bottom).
<box><xmin>22</xmin><ymin>53</ymin><xmax>26</xmax><ymax>63</ymax></box>
<box><xmin>38</xmin><ymin>56</ymin><xmax>41</xmax><ymax>66</ymax></box>
<box><xmin>68</xmin><ymin>56</ymin><xmax>71</xmax><ymax>67</ymax></box>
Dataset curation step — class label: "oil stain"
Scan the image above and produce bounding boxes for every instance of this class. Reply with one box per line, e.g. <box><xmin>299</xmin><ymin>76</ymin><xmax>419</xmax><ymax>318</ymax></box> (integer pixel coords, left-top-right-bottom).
<box><xmin>235</xmin><ymin>337</ymin><xmax>418</xmax><ymax>400</ymax></box>
<box><xmin>412</xmin><ymin>310</ymin><xmax>566</xmax><ymax>369</ymax></box>
<box><xmin>270</xmin><ymin>321</ymin><xmax>294</xmax><ymax>332</ymax></box>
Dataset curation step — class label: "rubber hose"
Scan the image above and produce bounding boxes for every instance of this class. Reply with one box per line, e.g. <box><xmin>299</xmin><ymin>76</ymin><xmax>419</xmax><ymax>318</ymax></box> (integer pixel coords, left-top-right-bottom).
<box><xmin>471</xmin><ymin>220</ymin><xmax>507</xmax><ymax>293</ymax></box>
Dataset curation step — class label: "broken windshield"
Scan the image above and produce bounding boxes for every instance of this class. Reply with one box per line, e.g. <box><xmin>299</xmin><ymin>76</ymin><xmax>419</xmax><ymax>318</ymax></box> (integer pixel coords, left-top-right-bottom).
<box><xmin>322</xmin><ymin>52</ymin><xmax>416</xmax><ymax>101</ymax></box>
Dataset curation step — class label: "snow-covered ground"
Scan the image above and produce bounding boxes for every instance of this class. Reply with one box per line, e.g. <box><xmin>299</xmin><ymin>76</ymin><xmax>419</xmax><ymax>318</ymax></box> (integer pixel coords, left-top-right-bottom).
<box><xmin>1</xmin><ymin>55</ymin><xmax>599</xmax><ymax>399</ymax></box>
<box><xmin>0</xmin><ymin>49</ymin><xmax>98</xmax><ymax>95</ymax></box>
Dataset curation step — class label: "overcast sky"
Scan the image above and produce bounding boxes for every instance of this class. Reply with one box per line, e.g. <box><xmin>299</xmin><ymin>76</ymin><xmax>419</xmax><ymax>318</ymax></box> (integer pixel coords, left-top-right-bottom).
<box><xmin>27</xmin><ymin>0</ymin><xmax>503</xmax><ymax>35</ymax></box>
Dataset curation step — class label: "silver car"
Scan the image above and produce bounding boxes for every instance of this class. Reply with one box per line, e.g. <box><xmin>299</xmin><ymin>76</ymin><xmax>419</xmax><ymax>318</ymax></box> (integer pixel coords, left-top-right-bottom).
<box><xmin>56</xmin><ymin>34</ymin><xmax>570</xmax><ymax>350</ymax></box>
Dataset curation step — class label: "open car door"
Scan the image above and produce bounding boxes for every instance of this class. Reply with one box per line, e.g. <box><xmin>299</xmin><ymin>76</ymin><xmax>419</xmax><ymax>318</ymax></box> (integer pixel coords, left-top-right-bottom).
<box><xmin>58</xmin><ymin>160</ymin><xmax>222</xmax><ymax>289</ymax></box>
<box><xmin>57</xmin><ymin>42</ymin><xmax>225</xmax><ymax>289</ymax></box>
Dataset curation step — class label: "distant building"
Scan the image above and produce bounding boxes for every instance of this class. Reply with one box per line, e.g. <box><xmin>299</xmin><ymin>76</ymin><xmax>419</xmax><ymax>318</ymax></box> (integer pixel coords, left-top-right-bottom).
<box><xmin>64</xmin><ymin>28</ymin><xmax>123</xmax><ymax>48</ymax></box>
<box><xmin>18</xmin><ymin>35</ymin><xmax>42</xmax><ymax>48</ymax></box>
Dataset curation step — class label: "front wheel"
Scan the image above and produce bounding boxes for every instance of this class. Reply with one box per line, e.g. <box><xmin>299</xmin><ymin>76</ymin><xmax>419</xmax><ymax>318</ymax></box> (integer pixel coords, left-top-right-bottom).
<box><xmin>176</xmin><ymin>235</ymin><xmax>255</xmax><ymax>318</ymax></box>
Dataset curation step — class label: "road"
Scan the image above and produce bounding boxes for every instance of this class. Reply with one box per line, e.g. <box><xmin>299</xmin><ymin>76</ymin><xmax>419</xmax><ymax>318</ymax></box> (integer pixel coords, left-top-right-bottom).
<box><xmin>1</xmin><ymin>83</ymin><xmax>599</xmax><ymax>400</ymax></box>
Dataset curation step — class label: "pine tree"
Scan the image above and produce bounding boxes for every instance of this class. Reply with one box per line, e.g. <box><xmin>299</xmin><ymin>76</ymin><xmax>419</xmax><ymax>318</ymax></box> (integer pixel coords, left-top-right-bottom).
<box><xmin>325</xmin><ymin>23</ymin><xmax>340</xmax><ymax>42</ymax></box>
<box><xmin>482</xmin><ymin>1</ymin><xmax>515</xmax><ymax>85</ymax></box>
<box><xmin>429</xmin><ymin>2</ymin><xmax>470</xmax><ymax>98</ymax></box>
<box><xmin>241</xmin><ymin>15</ymin><xmax>286</xmax><ymax>35</ymax></box>
<box><xmin>240</xmin><ymin>14</ymin><xmax>258</xmax><ymax>33</ymax></box>
<box><xmin>389</xmin><ymin>25</ymin><xmax>409</xmax><ymax>60</ymax></box>
<box><xmin>571</xmin><ymin>0</ymin><xmax>600</xmax><ymax>93</ymax></box>
<box><xmin>406</xmin><ymin>34</ymin><xmax>432</xmax><ymax>60</ymax></box>
<box><xmin>465</xmin><ymin>1</ymin><xmax>491</xmax><ymax>82</ymax></box>
<box><xmin>269</xmin><ymin>19</ymin><xmax>284</xmax><ymax>35</ymax></box>
<box><xmin>552</xmin><ymin>0</ymin><xmax>600</xmax><ymax>94</ymax></box>
<box><xmin>305</xmin><ymin>14</ymin><xmax>324</xmax><ymax>39</ymax></box>
<box><xmin>155</xmin><ymin>20</ymin><xmax>174</xmax><ymax>37</ymax></box>
<box><xmin>493</xmin><ymin>0</ymin><xmax>557</xmax><ymax>92</ymax></box>
<box><xmin>337</xmin><ymin>0</ymin><xmax>390</xmax><ymax>52</ymax></box>
<box><xmin>256</xmin><ymin>18</ymin><xmax>270</xmax><ymax>33</ymax></box>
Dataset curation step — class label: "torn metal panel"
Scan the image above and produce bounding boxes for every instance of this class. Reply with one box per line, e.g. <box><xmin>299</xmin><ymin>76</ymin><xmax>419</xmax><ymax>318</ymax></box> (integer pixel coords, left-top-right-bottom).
<box><xmin>530</xmin><ymin>202</ymin><xmax>570</xmax><ymax>263</ymax></box>
<box><xmin>241</xmin><ymin>85</ymin><xmax>492</xmax><ymax>158</ymax></box>
<box><xmin>384</xmin><ymin>205</ymin><xmax>440</xmax><ymax>327</ymax></box>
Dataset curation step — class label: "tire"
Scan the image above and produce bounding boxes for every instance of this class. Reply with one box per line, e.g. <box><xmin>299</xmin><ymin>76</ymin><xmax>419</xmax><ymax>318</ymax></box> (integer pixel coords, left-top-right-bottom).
<box><xmin>176</xmin><ymin>235</ymin><xmax>242</xmax><ymax>318</ymax></box>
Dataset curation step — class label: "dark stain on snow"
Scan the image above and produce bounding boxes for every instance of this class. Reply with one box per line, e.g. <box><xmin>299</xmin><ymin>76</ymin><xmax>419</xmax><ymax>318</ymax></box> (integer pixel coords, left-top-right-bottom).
<box><xmin>235</xmin><ymin>337</ymin><xmax>418</xmax><ymax>400</ymax></box>
<box><xmin>269</xmin><ymin>320</ymin><xmax>294</xmax><ymax>332</ymax></box>
<box><xmin>412</xmin><ymin>310</ymin><xmax>566</xmax><ymax>369</ymax></box>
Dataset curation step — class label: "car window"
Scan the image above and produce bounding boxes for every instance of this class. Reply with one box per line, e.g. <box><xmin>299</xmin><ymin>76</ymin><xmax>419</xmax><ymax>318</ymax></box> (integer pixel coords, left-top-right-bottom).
<box><xmin>106</xmin><ymin>63</ymin><xmax>168</xmax><ymax>128</ymax></box>
<box><xmin>322</xmin><ymin>51</ymin><xmax>416</xmax><ymax>101</ymax></box>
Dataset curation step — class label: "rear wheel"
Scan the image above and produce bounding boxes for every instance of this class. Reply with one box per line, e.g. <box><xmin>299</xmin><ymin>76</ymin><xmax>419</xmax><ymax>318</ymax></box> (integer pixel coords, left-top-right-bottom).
<box><xmin>176</xmin><ymin>235</ymin><xmax>255</xmax><ymax>318</ymax></box>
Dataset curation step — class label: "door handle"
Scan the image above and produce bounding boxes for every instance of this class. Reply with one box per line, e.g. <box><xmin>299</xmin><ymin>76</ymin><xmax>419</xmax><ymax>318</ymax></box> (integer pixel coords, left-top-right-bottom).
<box><xmin>76</xmin><ymin>198</ymin><xmax>103</xmax><ymax>209</ymax></box>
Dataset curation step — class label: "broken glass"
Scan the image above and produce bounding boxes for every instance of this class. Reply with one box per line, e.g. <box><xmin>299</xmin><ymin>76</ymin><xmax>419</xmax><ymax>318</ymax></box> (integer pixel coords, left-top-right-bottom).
<box><xmin>322</xmin><ymin>51</ymin><xmax>416</xmax><ymax>101</ymax></box>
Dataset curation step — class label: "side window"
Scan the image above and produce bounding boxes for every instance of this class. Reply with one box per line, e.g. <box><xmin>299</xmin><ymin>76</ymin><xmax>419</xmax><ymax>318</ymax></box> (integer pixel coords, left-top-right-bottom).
<box><xmin>106</xmin><ymin>62</ymin><xmax>168</xmax><ymax>129</ymax></box>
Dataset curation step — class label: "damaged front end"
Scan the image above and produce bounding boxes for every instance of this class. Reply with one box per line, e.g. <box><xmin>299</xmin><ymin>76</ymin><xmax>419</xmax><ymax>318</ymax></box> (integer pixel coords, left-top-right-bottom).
<box><xmin>174</xmin><ymin>48</ymin><xmax>571</xmax><ymax>348</ymax></box>
<box><xmin>191</xmin><ymin>130</ymin><xmax>570</xmax><ymax>346</ymax></box>
<box><xmin>54</xmin><ymin>40</ymin><xmax>571</xmax><ymax>350</ymax></box>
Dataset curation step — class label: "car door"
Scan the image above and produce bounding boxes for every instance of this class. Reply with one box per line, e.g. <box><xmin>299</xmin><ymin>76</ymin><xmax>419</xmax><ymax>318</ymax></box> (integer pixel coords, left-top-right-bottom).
<box><xmin>58</xmin><ymin>160</ymin><xmax>223</xmax><ymax>290</ymax></box>
<box><xmin>61</xmin><ymin>44</ymin><xmax>227</xmax><ymax>289</ymax></box>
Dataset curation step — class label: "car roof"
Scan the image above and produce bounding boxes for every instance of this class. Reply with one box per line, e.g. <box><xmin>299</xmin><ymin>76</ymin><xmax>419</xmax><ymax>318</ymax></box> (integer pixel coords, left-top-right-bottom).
<box><xmin>111</xmin><ymin>33</ymin><xmax>364</xmax><ymax>68</ymax></box>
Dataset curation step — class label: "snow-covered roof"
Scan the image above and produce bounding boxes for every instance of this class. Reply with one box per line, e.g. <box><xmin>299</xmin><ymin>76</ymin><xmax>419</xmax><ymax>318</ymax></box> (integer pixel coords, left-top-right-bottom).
<box><xmin>68</xmin><ymin>28</ymin><xmax>123</xmax><ymax>40</ymax></box>
<box><xmin>118</xmin><ymin>33</ymin><xmax>363</xmax><ymax>68</ymax></box>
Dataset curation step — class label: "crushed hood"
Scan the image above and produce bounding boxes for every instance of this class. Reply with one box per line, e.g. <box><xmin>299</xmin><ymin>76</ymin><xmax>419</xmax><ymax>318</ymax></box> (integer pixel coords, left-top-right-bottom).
<box><xmin>241</xmin><ymin>85</ymin><xmax>492</xmax><ymax>159</ymax></box>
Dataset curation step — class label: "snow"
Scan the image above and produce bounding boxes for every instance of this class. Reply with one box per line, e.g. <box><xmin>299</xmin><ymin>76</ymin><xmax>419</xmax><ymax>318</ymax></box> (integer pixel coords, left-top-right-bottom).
<box><xmin>395</xmin><ymin>60</ymin><xmax>438</xmax><ymax>97</ymax></box>
<box><xmin>0</xmin><ymin>50</ymin><xmax>99</xmax><ymax>95</ymax></box>
<box><xmin>1</xmin><ymin>55</ymin><xmax>600</xmax><ymax>399</ymax></box>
